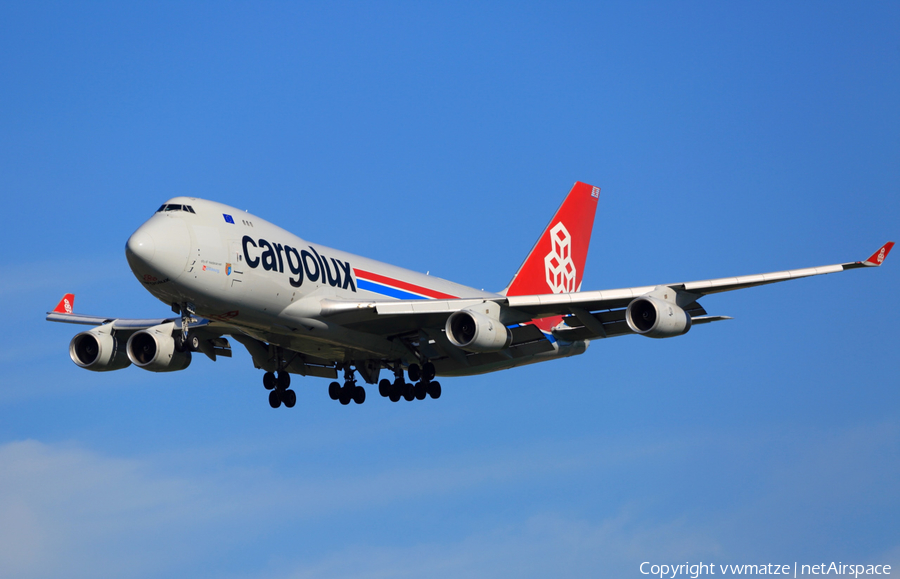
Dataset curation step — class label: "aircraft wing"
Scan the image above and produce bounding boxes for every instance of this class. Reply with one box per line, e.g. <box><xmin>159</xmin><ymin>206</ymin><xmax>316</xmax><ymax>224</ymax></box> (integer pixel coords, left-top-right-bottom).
<box><xmin>46</xmin><ymin>310</ymin><xmax>215</xmax><ymax>331</ymax></box>
<box><xmin>324</xmin><ymin>242</ymin><xmax>893</xmax><ymax>336</ymax></box>
<box><xmin>502</xmin><ymin>240</ymin><xmax>894</xmax><ymax>318</ymax></box>
<box><xmin>46</xmin><ymin>311</ymin><xmax>176</xmax><ymax>328</ymax></box>
<box><xmin>45</xmin><ymin>293</ymin><xmax>222</xmax><ymax>330</ymax></box>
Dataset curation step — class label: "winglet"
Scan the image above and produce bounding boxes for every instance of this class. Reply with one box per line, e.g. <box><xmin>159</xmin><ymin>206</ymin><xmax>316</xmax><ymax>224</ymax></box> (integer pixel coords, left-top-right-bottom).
<box><xmin>52</xmin><ymin>293</ymin><xmax>75</xmax><ymax>314</ymax></box>
<box><xmin>862</xmin><ymin>242</ymin><xmax>894</xmax><ymax>267</ymax></box>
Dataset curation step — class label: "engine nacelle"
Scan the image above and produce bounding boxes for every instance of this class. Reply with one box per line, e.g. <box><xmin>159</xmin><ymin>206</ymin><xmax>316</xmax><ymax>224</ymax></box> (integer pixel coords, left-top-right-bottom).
<box><xmin>445</xmin><ymin>309</ymin><xmax>512</xmax><ymax>353</ymax></box>
<box><xmin>625</xmin><ymin>296</ymin><xmax>692</xmax><ymax>339</ymax></box>
<box><xmin>69</xmin><ymin>326</ymin><xmax>131</xmax><ymax>372</ymax></box>
<box><xmin>126</xmin><ymin>322</ymin><xmax>192</xmax><ymax>372</ymax></box>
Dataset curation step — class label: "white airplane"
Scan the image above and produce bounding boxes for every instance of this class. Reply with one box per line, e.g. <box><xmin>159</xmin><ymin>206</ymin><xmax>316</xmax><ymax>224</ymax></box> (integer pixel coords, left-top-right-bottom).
<box><xmin>47</xmin><ymin>182</ymin><xmax>893</xmax><ymax>408</ymax></box>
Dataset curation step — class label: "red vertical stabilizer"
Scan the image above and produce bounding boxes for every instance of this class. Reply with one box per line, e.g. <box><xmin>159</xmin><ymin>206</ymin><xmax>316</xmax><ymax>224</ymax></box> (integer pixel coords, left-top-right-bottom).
<box><xmin>502</xmin><ymin>182</ymin><xmax>599</xmax><ymax>334</ymax></box>
<box><xmin>503</xmin><ymin>181</ymin><xmax>599</xmax><ymax>297</ymax></box>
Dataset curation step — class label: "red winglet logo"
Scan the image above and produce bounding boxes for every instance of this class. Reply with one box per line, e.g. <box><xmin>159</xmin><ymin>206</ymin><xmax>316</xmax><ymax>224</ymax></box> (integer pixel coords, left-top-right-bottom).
<box><xmin>864</xmin><ymin>242</ymin><xmax>894</xmax><ymax>266</ymax></box>
<box><xmin>53</xmin><ymin>293</ymin><xmax>75</xmax><ymax>314</ymax></box>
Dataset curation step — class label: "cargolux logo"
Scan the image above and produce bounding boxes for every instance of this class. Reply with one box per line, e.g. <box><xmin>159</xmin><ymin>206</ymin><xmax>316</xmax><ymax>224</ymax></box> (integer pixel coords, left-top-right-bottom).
<box><xmin>242</xmin><ymin>235</ymin><xmax>356</xmax><ymax>291</ymax></box>
<box><xmin>877</xmin><ymin>247</ymin><xmax>886</xmax><ymax>264</ymax></box>
<box><xmin>64</xmin><ymin>298</ymin><xmax>72</xmax><ymax>314</ymax></box>
<box><xmin>544</xmin><ymin>222</ymin><xmax>576</xmax><ymax>293</ymax></box>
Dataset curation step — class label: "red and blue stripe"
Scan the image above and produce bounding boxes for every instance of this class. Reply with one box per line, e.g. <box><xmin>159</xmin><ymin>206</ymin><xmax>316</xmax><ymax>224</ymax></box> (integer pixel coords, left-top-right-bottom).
<box><xmin>353</xmin><ymin>268</ymin><xmax>457</xmax><ymax>300</ymax></box>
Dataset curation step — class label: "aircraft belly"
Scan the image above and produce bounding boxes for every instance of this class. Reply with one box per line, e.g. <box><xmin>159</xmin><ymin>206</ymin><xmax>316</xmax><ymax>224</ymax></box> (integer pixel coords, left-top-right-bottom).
<box><xmin>263</xmin><ymin>333</ymin><xmax>357</xmax><ymax>362</ymax></box>
<box><xmin>235</xmin><ymin>323</ymin><xmax>406</xmax><ymax>363</ymax></box>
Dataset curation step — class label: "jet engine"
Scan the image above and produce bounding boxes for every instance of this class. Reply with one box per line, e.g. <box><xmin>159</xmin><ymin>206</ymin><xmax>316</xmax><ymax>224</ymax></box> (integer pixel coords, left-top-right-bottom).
<box><xmin>126</xmin><ymin>322</ymin><xmax>192</xmax><ymax>372</ymax></box>
<box><xmin>445</xmin><ymin>309</ymin><xmax>512</xmax><ymax>353</ymax></box>
<box><xmin>69</xmin><ymin>326</ymin><xmax>131</xmax><ymax>371</ymax></box>
<box><xmin>625</xmin><ymin>296</ymin><xmax>692</xmax><ymax>339</ymax></box>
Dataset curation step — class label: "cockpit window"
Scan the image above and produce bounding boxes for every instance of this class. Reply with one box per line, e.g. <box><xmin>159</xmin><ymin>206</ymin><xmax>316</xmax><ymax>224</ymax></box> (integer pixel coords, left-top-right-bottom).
<box><xmin>156</xmin><ymin>204</ymin><xmax>196</xmax><ymax>214</ymax></box>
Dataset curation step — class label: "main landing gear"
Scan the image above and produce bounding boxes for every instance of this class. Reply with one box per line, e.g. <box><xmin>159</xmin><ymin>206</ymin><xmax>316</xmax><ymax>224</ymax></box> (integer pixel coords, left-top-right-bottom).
<box><xmin>328</xmin><ymin>365</ymin><xmax>366</xmax><ymax>405</ymax></box>
<box><xmin>378</xmin><ymin>361</ymin><xmax>441</xmax><ymax>402</ymax></box>
<box><xmin>264</xmin><ymin>370</ymin><xmax>296</xmax><ymax>408</ymax></box>
<box><xmin>264</xmin><ymin>348</ymin><xmax>296</xmax><ymax>409</ymax></box>
<box><xmin>263</xmin><ymin>358</ymin><xmax>440</xmax><ymax>408</ymax></box>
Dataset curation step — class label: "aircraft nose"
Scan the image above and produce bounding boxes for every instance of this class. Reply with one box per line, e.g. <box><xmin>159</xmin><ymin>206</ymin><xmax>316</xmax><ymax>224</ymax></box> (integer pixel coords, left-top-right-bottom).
<box><xmin>125</xmin><ymin>216</ymin><xmax>191</xmax><ymax>283</ymax></box>
<box><xmin>126</xmin><ymin>228</ymin><xmax>156</xmax><ymax>265</ymax></box>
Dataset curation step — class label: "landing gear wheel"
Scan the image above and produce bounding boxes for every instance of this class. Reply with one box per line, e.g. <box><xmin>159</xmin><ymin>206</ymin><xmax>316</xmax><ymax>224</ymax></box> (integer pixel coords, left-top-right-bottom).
<box><xmin>339</xmin><ymin>386</ymin><xmax>352</xmax><ymax>405</ymax></box>
<box><xmin>389</xmin><ymin>391</ymin><xmax>401</xmax><ymax>402</ymax></box>
<box><xmin>263</xmin><ymin>372</ymin><xmax>276</xmax><ymax>390</ymax></box>
<box><xmin>423</xmin><ymin>362</ymin><xmax>436</xmax><ymax>381</ymax></box>
<box><xmin>282</xmin><ymin>389</ymin><xmax>297</xmax><ymax>408</ymax></box>
<box><xmin>408</xmin><ymin>363</ymin><xmax>421</xmax><ymax>382</ymax></box>
<box><xmin>427</xmin><ymin>381</ymin><xmax>442</xmax><ymax>399</ymax></box>
<box><xmin>276</xmin><ymin>370</ymin><xmax>291</xmax><ymax>390</ymax></box>
<box><xmin>352</xmin><ymin>386</ymin><xmax>366</xmax><ymax>404</ymax></box>
<box><xmin>328</xmin><ymin>381</ymin><xmax>341</xmax><ymax>400</ymax></box>
<box><xmin>379</xmin><ymin>379</ymin><xmax>391</xmax><ymax>397</ymax></box>
<box><xmin>403</xmin><ymin>383</ymin><xmax>415</xmax><ymax>401</ymax></box>
<box><xmin>414</xmin><ymin>381</ymin><xmax>427</xmax><ymax>400</ymax></box>
<box><xmin>268</xmin><ymin>390</ymin><xmax>282</xmax><ymax>408</ymax></box>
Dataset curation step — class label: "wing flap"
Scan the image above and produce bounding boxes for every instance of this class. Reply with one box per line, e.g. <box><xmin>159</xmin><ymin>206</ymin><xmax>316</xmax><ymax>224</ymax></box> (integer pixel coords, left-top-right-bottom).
<box><xmin>509</xmin><ymin>323</ymin><xmax>546</xmax><ymax>345</ymax></box>
<box><xmin>690</xmin><ymin>315</ymin><xmax>733</xmax><ymax>325</ymax></box>
<box><xmin>46</xmin><ymin>312</ymin><xmax>118</xmax><ymax>326</ymax></box>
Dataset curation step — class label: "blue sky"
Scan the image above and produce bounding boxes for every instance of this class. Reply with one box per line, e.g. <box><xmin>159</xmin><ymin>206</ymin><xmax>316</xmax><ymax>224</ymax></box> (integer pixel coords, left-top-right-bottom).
<box><xmin>1</xmin><ymin>2</ymin><xmax>898</xmax><ymax>578</ymax></box>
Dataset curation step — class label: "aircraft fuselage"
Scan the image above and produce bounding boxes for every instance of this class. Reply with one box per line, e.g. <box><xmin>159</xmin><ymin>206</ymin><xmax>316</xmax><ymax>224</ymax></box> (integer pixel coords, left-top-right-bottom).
<box><xmin>124</xmin><ymin>197</ymin><xmax>583</xmax><ymax>377</ymax></box>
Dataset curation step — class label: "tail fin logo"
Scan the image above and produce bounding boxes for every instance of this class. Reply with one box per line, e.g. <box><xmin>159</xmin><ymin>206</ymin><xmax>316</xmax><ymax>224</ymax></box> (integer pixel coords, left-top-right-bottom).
<box><xmin>877</xmin><ymin>247</ymin><xmax>886</xmax><ymax>264</ymax></box>
<box><xmin>64</xmin><ymin>298</ymin><xmax>72</xmax><ymax>313</ymax></box>
<box><xmin>544</xmin><ymin>222</ymin><xmax>576</xmax><ymax>293</ymax></box>
<box><xmin>502</xmin><ymin>182</ymin><xmax>598</xmax><ymax>298</ymax></box>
